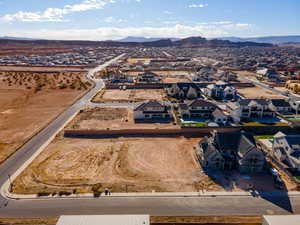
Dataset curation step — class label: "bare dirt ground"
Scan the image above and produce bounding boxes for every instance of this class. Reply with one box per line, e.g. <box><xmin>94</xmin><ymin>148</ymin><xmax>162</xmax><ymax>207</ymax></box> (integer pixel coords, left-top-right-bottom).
<box><xmin>0</xmin><ymin>216</ymin><xmax>261</xmax><ymax>225</ymax></box>
<box><xmin>126</xmin><ymin>71</ymin><xmax>190</xmax><ymax>76</ymax></box>
<box><xmin>0</xmin><ymin>70</ymin><xmax>92</xmax><ymax>92</ymax></box>
<box><xmin>12</xmin><ymin>137</ymin><xmax>206</xmax><ymax>194</ymax></box>
<box><xmin>151</xmin><ymin>216</ymin><xmax>261</xmax><ymax>225</ymax></box>
<box><xmin>93</xmin><ymin>89</ymin><xmax>166</xmax><ymax>102</ymax></box>
<box><xmin>237</xmin><ymin>86</ymin><xmax>283</xmax><ymax>99</ymax></box>
<box><xmin>0</xmin><ymin>71</ymin><xmax>92</xmax><ymax>164</ymax></box>
<box><xmin>67</xmin><ymin>107</ymin><xmax>179</xmax><ymax>130</ymax></box>
<box><xmin>0</xmin><ymin>65</ymin><xmax>88</xmax><ymax>72</ymax></box>
<box><xmin>236</xmin><ymin>71</ymin><xmax>258</xmax><ymax>79</ymax></box>
<box><xmin>162</xmin><ymin>77</ymin><xmax>190</xmax><ymax>83</ymax></box>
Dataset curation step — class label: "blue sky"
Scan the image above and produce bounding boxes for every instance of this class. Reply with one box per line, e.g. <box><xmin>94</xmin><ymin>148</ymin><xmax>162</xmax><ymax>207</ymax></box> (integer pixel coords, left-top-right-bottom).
<box><xmin>0</xmin><ymin>0</ymin><xmax>299</xmax><ymax>40</ymax></box>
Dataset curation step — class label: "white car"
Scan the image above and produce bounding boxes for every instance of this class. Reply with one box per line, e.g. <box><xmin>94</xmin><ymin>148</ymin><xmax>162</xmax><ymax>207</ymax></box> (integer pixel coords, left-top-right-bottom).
<box><xmin>270</xmin><ymin>168</ymin><xmax>279</xmax><ymax>177</ymax></box>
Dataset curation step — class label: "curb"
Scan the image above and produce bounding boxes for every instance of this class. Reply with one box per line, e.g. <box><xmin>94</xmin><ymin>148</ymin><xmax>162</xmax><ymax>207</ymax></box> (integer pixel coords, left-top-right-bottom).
<box><xmin>0</xmin><ymin>54</ymin><xmax>126</xmax><ymax>201</ymax></box>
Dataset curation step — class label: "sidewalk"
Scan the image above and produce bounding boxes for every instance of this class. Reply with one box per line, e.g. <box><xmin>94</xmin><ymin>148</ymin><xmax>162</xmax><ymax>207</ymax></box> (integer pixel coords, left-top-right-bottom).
<box><xmin>6</xmin><ymin>190</ymin><xmax>300</xmax><ymax>201</ymax></box>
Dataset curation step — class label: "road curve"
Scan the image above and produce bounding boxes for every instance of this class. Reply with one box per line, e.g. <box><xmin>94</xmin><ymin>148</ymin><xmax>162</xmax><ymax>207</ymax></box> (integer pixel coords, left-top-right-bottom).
<box><xmin>0</xmin><ymin>54</ymin><xmax>299</xmax><ymax>217</ymax></box>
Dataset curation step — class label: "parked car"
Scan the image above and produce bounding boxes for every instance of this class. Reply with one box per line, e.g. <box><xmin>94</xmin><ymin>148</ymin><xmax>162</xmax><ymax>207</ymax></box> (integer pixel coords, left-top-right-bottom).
<box><xmin>270</xmin><ymin>168</ymin><xmax>279</xmax><ymax>177</ymax></box>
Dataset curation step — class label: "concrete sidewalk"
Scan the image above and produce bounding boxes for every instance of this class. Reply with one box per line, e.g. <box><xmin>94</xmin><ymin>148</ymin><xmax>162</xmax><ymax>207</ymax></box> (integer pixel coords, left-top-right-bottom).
<box><xmin>6</xmin><ymin>190</ymin><xmax>300</xmax><ymax>201</ymax></box>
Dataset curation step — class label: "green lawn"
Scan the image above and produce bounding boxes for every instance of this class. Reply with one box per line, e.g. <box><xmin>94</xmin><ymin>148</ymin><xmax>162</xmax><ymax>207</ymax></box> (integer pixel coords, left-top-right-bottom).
<box><xmin>242</xmin><ymin>122</ymin><xmax>289</xmax><ymax>126</ymax></box>
<box><xmin>255</xmin><ymin>135</ymin><xmax>274</xmax><ymax>139</ymax></box>
<box><xmin>182</xmin><ymin>122</ymin><xmax>208</xmax><ymax>127</ymax></box>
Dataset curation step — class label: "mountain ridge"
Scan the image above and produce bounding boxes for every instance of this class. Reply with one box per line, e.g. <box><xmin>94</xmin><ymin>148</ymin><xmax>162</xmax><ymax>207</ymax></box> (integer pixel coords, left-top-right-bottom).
<box><xmin>215</xmin><ymin>35</ymin><xmax>300</xmax><ymax>44</ymax></box>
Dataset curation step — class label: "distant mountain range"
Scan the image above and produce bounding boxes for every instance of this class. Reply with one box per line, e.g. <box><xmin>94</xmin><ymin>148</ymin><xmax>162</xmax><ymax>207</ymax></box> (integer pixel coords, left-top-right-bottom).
<box><xmin>0</xmin><ymin>36</ymin><xmax>38</xmax><ymax>41</ymax></box>
<box><xmin>2</xmin><ymin>35</ymin><xmax>300</xmax><ymax>44</ymax></box>
<box><xmin>215</xmin><ymin>35</ymin><xmax>300</xmax><ymax>44</ymax></box>
<box><xmin>0</xmin><ymin>36</ymin><xmax>273</xmax><ymax>48</ymax></box>
<box><xmin>117</xmin><ymin>36</ymin><xmax>180</xmax><ymax>42</ymax></box>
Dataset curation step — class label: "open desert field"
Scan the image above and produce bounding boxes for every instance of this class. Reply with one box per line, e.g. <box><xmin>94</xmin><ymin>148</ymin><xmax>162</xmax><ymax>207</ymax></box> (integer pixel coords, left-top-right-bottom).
<box><xmin>0</xmin><ymin>70</ymin><xmax>92</xmax><ymax>164</ymax></box>
<box><xmin>67</xmin><ymin>107</ymin><xmax>179</xmax><ymax>130</ymax></box>
<box><xmin>237</xmin><ymin>86</ymin><xmax>284</xmax><ymax>99</ymax></box>
<box><xmin>0</xmin><ymin>65</ymin><xmax>88</xmax><ymax>72</ymax></box>
<box><xmin>12</xmin><ymin>137</ymin><xmax>206</xmax><ymax>194</ymax></box>
<box><xmin>93</xmin><ymin>89</ymin><xmax>166</xmax><ymax>102</ymax></box>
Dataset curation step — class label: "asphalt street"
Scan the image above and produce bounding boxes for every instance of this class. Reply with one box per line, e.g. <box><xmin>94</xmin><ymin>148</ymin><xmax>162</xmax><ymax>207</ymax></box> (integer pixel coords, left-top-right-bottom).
<box><xmin>0</xmin><ymin>56</ymin><xmax>299</xmax><ymax>217</ymax></box>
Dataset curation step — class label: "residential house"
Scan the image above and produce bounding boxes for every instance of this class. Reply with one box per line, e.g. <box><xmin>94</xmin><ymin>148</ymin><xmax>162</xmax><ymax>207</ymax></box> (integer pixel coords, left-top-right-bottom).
<box><xmin>136</xmin><ymin>72</ymin><xmax>160</xmax><ymax>83</ymax></box>
<box><xmin>166</xmin><ymin>83</ymin><xmax>202</xmax><ymax>100</ymax></box>
<box><xmin>134</xmin><ymin>100</ymin><xmax>172</xmax><ymax>121</ymax></box>
<box><xmin>204</xmin><ymin>81</ymin><xmax>237</xmax><ymax>101</ymax></box>
<box><xmin>231</xmin><ymin>99</ymin><xmax>275</xmax><ymax>122</ymax></box>
<box><xmin>212</xmin><ymin>108</ymin><xmax>229</xmax><ymax>125</ymax></box>
<box><xmin>273</xmin><ymin>132</ymin><xmax>300</xmax><ymax>172</ymax></box>
<box><xmin>257</xmin><ymin>68</ymin><xmax>278</xmax><ymax>81</ymax></box>
<box><xmin>178</xmin><ymin>99</ymin><xmax>217</xmax><ymax>119</ymax></box>
<box><xmin>215</xmin><ymin>71</ymin><xmax>238</xmax><ymax>82</ymax></box>
<box><xmin>289</xmin><ymin>98</ymin><xmax>300</xmax><ymax>114</ymax></box>
<box><xmin>269</xmin><ymin>99</ymin><xmax>291</xmax><ymax>114</ymax></box>
<box><xmin>196</xmin><ymin>131</ymin><xmax>265</xmax><ymax>173</ymax></box>
<box><xmin>107</xmin><ymin>73</ymin><xmax>133</xmax><ymax>84</ymax></box>
<box><xmin>286</xmin><ymin>80</ymin><xmax>300</xmax><ymax>93</ymax></box>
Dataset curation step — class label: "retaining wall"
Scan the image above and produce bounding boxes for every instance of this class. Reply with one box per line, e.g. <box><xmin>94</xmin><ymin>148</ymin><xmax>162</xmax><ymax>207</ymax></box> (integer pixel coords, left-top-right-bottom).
<box><xmin>64</xmin><ymin>126</ymin><xmax>300</xmax><ymax>139</ymax></box>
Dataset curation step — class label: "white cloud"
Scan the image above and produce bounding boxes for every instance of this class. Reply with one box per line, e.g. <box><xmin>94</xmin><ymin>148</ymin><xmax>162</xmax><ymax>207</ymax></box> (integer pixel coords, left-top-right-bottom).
<box><xmin>4</xmin><ymin>22</ymin><xmax>253</xmax><ymax>40</ymax></box>
<box><xmin>1</xmin><ymin>0</ymin><xmax>115</xmax><ymax>22</ymax></box>
<box><xmin>188</xmin><ymin>4</ymin><xmax>208</xmax><ymax>8</ymax></box>
<box><xmin>102</xmin><ymin>16</ymin><xmax>126</xmax><ymax>23</ymax></box>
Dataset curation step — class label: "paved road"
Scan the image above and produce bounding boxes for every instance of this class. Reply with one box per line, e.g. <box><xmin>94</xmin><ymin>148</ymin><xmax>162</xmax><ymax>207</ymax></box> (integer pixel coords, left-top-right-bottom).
<box><xmin>0</xmin><ymin>194</ymin><xmax>299</xmax><ymax>217</ymax></box>
<box><xmin>0</xmin><ymin>56</ymin><xmax>299</xmax><ymax>217</ymax></box>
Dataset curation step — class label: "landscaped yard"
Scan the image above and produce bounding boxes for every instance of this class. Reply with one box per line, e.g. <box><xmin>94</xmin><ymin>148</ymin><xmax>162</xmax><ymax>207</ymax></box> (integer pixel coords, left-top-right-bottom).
<box><xmin>282</xmin><ymin>115</ymin><xmax>300</xmax><ymax>122</ymax></box>
<box><xmin>182</xmin><ymin>122</ymin><xmax>208</xmax><ymax>127</ymax></box>
<box><xmin>255</xmin><ymin>135</ymin><xmax>274</xmax><ymax>139</ymax></box>
<box><xmin>180</xmin><ymin>118</ymin><xmax>209</xmax><ymax>127</ymax></box>
<box><xmin>241</xmin><ymin>117</ymin><xmax>289</xmax><ymax>126</ymax></box>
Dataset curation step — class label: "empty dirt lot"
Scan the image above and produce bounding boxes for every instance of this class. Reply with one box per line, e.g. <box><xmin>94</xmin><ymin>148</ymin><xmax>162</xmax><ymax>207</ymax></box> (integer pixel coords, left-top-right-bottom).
<box><xmin>0</xmin><ymin>70</ymin><xmax>91</xmax><ymax>164</ymax></box>
<box><xmin>237</xmin><ymin>86</ymin><xmax>284</xmax><ymax>99</ymax></box>
<box><xmin>67</xmin><ymin>107</ymin><xmax>179</xmax><ymax>130</ymax></box>
<box><xmin>93</xmin><ymin>89</ymin><xmax>166</xmax><ymax>102</ymax></box>
<box><xmin>12</xmin><ymin>137</ymin><xmax>206</xmax><ymax>194</ymax></box>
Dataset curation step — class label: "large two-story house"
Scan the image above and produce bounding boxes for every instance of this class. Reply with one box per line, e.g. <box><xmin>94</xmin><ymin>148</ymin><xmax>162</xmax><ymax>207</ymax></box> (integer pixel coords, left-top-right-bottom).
<box><xmin>136</xmin><ymin>72</ymin><xmax>161</xmax><ymax>83</ymax></box>
<box><xmin>196</xmin><ymin>131</ymin><xmax>265</xmax><ymax>173</ymax></box>
<box><xmin>178</xmin><ymin>99</ymin><xmax>217</xmax><ymax>119</ymax></box>
<box><xmin>134</xmin><ymin>100</ymin><xmax>172</xmax><ymax>121</ymax></box>
<box><xmin>166</xmin><ymin>83</ymin><xmax>202</xmax><ymax>100</ymax></box>
<box><xmin>204</xmin><ymin>81</ymin><xmax>237</xmax><ymax>101</ymax></box>
<box><xmin>273</xmin><ymin>132</ymin><xmax>300</xmax><ymax>172</ymax></box>
<box><xmin>230</xmin><ymin>99</ymin><xmax>275</xmax><ymax>122</ymax></box>
<box><xmin>269</xmin><ymin>99</ymin><xmax>292</xmax><ymax>114</ymax></box>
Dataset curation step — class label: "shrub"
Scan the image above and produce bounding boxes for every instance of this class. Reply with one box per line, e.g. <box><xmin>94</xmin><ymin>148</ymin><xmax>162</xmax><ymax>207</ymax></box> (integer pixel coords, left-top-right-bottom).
<box><xmin>58</xmin><ymin>191</ymin><xmax>72</xmax><ymax>196</ymax></box>
<box><xmin>37</xmin><ymin>192</ymin><xmax>51</xmax><ymax>197</ymax></box>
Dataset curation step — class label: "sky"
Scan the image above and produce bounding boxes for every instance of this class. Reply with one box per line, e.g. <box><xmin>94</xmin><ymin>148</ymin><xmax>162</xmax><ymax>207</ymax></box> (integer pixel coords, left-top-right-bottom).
<box><xmin>0</xmin><ymin>0</ymin><xmax>299</xmax><ymax>41</ymax></box>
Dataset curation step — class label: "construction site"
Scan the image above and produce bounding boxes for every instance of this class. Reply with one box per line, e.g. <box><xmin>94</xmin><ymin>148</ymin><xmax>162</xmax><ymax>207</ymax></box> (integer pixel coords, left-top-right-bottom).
<box><xmin>92</xmin><ymin>89</ymin><xmax>166</xmax><ymax>102</ymax></box>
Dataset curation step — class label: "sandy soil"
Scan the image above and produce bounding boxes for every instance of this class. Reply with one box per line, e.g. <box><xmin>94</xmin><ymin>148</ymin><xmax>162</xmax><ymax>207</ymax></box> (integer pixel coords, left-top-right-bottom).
<box><xmin>93</xmin><ymin>89</ymin><xmax>166</xmax><ymax>102</ymax></box>
<box><xmin>0</xmin><ymin>66</ymin><xmax>88</xmax><ymax>72</ymax></box>
<box><xmin>13</xmin><ymin>137</ymin><xmax>206</xmax><ymax>194</ymax></box>
<box><xmin>67</xmin><ymin>107</ymin><xmax>179</xmax><ymax>130</ymax></box>
<box><xmin>126</xmin><ymin>71</ymin><xmax>190</xmax><ymax>76</ymax></box>
<box><xmin>162</xmin><ymin>77</ymin><xmax>190</xmax><ymax>83</ymax></box>
<box><xmin>0</xmin><ymin>70</ymin><xmax>91</xmax><ymax>91</ymax></box>
<box><xmin>0</xmin><ymin>89</ymin><xmax>85</xmax><ymax>164</ymax></box>
<box><xmin>237</xmin><ymin>86</ymin><xmax>283</xmax><ymax>99</ymax></box>
<box><xmin>0</xmin><ymin>70</ymin><xmax>91</xmax><ymax>164</ymax></box>
<box><xmin>236</xmin><ymin>71</ymin><xmax>258</xmax><ymax>79</ymax></box>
